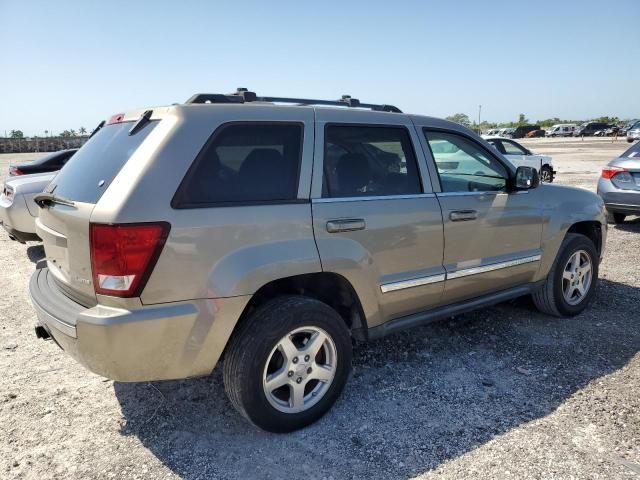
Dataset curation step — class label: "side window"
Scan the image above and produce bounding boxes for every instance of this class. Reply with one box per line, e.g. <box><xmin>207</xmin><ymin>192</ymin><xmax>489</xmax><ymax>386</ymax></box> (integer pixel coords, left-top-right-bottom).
<box><xmin>323</xmin><ymin>125</ymin><xmax>422</xmax><ymax>198</ymax></box>
<box><xmin>424</xmin><ymin>130</ymin><xmax>508</xmax><ymax>193</ymax></box>
<box><xmin>174</xmin><ymin>123</ymin><xmax>302</xmax><ymax>207</ymax></box>
<box><xmin>502</xmin><ymin>140</ymin><xmax>526</xmax><ymax>155</ymax></box>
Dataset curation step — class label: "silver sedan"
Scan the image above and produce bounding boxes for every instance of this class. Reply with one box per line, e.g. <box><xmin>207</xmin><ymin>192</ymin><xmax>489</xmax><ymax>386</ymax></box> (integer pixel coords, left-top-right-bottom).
<box><xmin>597</xmin><ymin>141</ymin><xmax>640</xmax><ymax>223</ymax></box>
<box><xmin>0</xmin><ymin>172</ymin><xmax>56</xmax><ymax>243</ymax></box>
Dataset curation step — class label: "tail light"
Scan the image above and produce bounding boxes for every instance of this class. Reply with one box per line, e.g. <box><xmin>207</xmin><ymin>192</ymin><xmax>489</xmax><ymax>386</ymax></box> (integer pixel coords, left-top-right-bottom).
<box><xmin>90</xmin><ymin>222</ymin><xmax>170</xmax><ymax>297</ymax></box>
<box><xmin>601</xmin><ymin>166</ymin><xmax>628</xmax><ymax>180</ymax></box>
<box><xmin>2</xmin><ymin>184</ymin><xmax>14</xmax><ymax>200</ymax></box>
<box><xmin>9</xmin><ymin>166</ymin><xmax>24</xmax><ymax>176</ymax></box>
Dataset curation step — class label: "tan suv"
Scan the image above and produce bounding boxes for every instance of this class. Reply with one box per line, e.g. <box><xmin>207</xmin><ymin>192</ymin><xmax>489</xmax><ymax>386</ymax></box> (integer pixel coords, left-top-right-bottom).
<box><xmin>29</xmin><ymin>89</ymin><xmax>606</xmax><ymax>432</ymax></box>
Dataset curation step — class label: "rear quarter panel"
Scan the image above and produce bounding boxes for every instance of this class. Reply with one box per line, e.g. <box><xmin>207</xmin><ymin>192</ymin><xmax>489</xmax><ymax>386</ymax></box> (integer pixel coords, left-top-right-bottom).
<box><xmin>87</xmin><ymin>104</ymin><xmax>321</xmax><ymax>304</ymax></box>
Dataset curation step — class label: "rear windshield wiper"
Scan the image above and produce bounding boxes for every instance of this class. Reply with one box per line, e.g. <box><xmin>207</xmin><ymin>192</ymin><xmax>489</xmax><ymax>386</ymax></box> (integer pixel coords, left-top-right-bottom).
<box><xmin>89</xmin><ymin>120</ymin><xmax>105</xmax><ymax>138</ymax></box>
<box><xmin>128</xmin><ymin>110</ymin><xmax>153</xmax><ymax>136</ymax></box>
<box><xmin>33</xmin><ymin>192</ymin><xmax>76</xmax><ymax>208</ymax></box>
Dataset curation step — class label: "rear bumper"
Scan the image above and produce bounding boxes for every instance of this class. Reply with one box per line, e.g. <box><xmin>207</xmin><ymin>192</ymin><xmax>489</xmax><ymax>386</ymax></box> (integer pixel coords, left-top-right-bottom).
<box><xmin>29</xmin><ymin>267</ymin><xmax>250</xmax><ymax>382</ymax></box>
<box><xmin>597</xmin><ymin>181</ymin><xmax>640</xmax><ymax>215</ymax></box>
<box><xmin>0</xmin><ymin>194</ymin><xmax>39</xmax><ymax>242</ymax></box>
<box><xmin>1</xmin><ymin>221</ymin><xmax>40</xmax><ymax>243</ymax></box>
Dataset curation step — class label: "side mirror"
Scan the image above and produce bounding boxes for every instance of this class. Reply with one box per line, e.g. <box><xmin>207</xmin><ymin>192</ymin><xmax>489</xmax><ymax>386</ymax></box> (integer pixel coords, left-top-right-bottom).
<box><xmin>513</xmin><ymin>166</ymin><xmax>539</xmax><ymax>190</ymax></box>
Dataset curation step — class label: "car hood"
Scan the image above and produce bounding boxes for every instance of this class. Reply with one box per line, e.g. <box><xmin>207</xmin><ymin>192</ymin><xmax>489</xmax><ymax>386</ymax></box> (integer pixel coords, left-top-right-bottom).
<box><xmin>4</xmin><ymin>171</ymin><xmax>58</xmax><ymax>193</ymax></box>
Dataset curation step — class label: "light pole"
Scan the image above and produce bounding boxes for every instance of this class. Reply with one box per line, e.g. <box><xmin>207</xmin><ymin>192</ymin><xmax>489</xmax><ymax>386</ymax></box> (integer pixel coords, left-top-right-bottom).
<box><xmin>478</xmin><ymin>105</ymin><xmax>482</xmax><ymax>134</ymax></box>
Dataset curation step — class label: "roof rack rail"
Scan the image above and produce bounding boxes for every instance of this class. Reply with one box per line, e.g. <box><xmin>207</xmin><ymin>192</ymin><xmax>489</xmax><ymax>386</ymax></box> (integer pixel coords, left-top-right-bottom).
<box><xmin>185</xmin><ymin>88</ymin><xmax>402</xmax><ymax>113</ymax></box>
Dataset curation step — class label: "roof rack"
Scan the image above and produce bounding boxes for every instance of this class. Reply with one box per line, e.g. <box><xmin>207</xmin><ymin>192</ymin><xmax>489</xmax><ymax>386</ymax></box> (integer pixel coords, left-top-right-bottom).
<box><xmin>185</xmin><ymin>88</ymin><xmax>402</xmax><ymax>113</ymax></box>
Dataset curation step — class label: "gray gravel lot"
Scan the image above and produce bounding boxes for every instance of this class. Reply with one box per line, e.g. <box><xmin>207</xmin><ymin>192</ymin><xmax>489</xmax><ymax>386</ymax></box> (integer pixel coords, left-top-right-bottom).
<box><xmin>0</xmin><ymin>137</ymin><xmax>639</xmax><ymax>479</ymax></box>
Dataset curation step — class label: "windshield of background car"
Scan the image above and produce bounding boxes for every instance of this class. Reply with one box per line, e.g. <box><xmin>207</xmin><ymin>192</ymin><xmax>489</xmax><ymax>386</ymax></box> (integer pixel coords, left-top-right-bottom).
<box><xmin>46</xmin><ymin>120</ymin><xmax>159</xmax><ymax>204</ymax></box>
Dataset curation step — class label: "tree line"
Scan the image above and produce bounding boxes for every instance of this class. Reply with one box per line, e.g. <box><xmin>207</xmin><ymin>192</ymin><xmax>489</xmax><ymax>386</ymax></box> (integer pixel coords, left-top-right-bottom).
<box><xmin>5</xmin><ymin>128</ymin><xmax>88</xmax><ymax>139</ymax></box>
<box><xmin>445</xmin><ymin>113</ymin><xmax>630</xmax><ymax>130</ymax></box>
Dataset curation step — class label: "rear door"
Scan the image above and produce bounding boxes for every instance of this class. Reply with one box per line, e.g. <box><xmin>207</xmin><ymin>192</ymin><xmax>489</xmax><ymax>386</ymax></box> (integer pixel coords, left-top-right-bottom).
<box><xmin>36</xmin><ymin>118</ymin><xmax>162</xmax><ymax>305</ymax></box>
<box><xmin>420</xmin><ymin>128</ymin><xmax>543</xmax><ymax>304</ymax></box>
<box><xmin>311</xmin><ymin>110</ymin><xmax>445</xmax><ymax>328</ymax></box>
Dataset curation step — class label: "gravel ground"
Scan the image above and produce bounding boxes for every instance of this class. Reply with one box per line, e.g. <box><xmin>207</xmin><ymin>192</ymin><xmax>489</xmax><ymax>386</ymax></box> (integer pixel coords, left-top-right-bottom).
<box><xmin>1</xmin><ymin>137</ymin><xmax>639</xmax><ymax>479</ymax></box>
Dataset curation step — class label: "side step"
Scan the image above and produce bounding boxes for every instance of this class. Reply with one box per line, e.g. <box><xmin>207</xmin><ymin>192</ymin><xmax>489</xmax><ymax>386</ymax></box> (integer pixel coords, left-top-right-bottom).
<box><xmin>368</xmin><ymin>283</ymin><xmax>541</xmax><ymax>340</ymax></box>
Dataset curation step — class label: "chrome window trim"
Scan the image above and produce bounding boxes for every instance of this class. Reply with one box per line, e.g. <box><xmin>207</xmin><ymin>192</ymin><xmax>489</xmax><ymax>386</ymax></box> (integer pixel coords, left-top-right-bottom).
<box><xmin>380</xmin><ymin>254</ymin><xmax>541</xmax><ymax>293</ymax></box>
<box><xmin>436</xmin><ymin>190</ymin><xmax>529</xmax><ymax>197</ymax></box>
<box><xmin>380</xmin><ymin>273</ymin><xmax>446</xmax><ymax>293</ymax></box>
<box><xmin>313</xmin><ymin>193</ymin><xmax>436</xmax><ymax>203</ymax></box>
<box><xmin>447</xmin><ymin>254</ymin><xmax>541</xmax><ymax>280</ymax></box>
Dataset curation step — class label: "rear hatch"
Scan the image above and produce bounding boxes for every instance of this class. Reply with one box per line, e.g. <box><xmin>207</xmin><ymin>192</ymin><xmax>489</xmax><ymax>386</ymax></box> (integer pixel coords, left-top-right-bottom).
<box><xmin>36</xmin><ymin>116</ymin><xmax>160</xmax><ymax>306</ymax></box>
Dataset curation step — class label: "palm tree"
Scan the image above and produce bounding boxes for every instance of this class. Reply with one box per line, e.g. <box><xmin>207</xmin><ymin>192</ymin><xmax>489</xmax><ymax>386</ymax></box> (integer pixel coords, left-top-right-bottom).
<box><xmin>79</xmin><ymin>127</ymin><xmax>87</xmax><ymax>136</ymax></box>
<box><xmin>69</xmin><ymin>129</ymin><xmax>77</xmax><ymax>137</ymax></box>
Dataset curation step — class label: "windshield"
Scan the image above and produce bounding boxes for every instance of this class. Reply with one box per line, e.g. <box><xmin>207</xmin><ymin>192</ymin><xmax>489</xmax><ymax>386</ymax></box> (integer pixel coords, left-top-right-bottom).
<box><xmin>47</xmin><ymin>120</ymin><xmax>159</xmax><ymax>204</ymax></box>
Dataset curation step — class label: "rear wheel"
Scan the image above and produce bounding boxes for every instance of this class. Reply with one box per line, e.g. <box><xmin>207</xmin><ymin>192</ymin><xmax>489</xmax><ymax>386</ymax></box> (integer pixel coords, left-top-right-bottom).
<box><xmin>223</xmin><ymin>296</ymin><xmax>352</xmax><ymax>432</ymax></box>
<box><xmin>540</xmin><ymin>165</ymin><xmax>554</xmax><ymax>183</ymax></box>
<box><xmin>532</xmin><ymin>233</ymin><xmax>598</xmax><ymax>317</ymax></box>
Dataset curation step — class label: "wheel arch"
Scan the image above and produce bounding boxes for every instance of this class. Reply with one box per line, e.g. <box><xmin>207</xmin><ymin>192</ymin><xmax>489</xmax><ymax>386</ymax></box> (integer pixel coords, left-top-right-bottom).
<box><xmin>229</xmin><ymin>272</ymin><xmax>369</xmax><ymax>348</ymax></box>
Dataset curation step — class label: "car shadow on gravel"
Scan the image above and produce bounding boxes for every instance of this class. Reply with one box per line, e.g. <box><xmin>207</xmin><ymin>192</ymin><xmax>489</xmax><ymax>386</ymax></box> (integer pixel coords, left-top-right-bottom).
<box><xmin>114</xmin><ymin>278</ymin><xmax>640</xmax><ymax>480</ymax></box>
<box><xmin>611</xmin><ymin>217</ymin><xmax>640</xmax><ymax>232</ymax></box>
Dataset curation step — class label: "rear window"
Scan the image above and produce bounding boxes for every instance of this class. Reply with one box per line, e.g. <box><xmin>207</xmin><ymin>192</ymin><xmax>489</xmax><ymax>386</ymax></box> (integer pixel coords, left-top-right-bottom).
<box><xmin>173</xmin><ymin>122</ymin><xmax>303</xmax><ymax>207</ymax></box>
<box><xmin>47</xmin><ymin>121</ymin><xmax>158</xmax><ymax>204</ymax></box>
<box><xmin>622</xmin><ymin>142</ymin><xmax>640</xmax><ymax>158</ymax></box>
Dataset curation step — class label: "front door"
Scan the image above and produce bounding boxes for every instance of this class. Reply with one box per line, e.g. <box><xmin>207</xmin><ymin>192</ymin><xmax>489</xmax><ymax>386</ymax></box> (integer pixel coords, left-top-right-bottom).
<box><xmin>311</xmin><ymin>111</ymin><xmax>445</xmax><ymax>328</ymax></box>
<box><xmin>421</xmin><ymin>129</ymin><xmax>543</xmax><ymax>304</ymax></box>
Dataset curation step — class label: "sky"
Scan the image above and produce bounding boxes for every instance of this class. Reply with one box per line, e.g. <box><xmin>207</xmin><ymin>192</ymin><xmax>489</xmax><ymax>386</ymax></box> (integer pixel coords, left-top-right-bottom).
<box><xmin>1</xmin><ymin>0</ymin><xmax>639</xmax><ymax>136</ymax></box>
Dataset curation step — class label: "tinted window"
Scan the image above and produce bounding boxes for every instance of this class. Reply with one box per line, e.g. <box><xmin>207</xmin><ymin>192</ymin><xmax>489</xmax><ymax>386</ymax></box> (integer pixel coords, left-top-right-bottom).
<box><xmin>502</xmin><ymin>140</ymin><xmax>527</xmax><ymax>155</ymax></box>
<box><xmin>622</xmin><ymin>141</ymin><xmax>640</xmax><ymax>158</ymax></box>
<box><xmin>175</xmin><ymin>123</ymin><xmax>302</xmax><ymax>207</ymax></box>
<box><xmin>323</xmin><ymin>125</ymin><xmax>421</xmax><ymax>198</ymax></box>
<box><xmin>48</xmin><ymin>122</ymin><xmax>158</xmax><ymax>204</ymax></box>
<box><xmin>424</xmin><ymin>130</ymin><xmax>508</xmax><ymax>193</ymax></box>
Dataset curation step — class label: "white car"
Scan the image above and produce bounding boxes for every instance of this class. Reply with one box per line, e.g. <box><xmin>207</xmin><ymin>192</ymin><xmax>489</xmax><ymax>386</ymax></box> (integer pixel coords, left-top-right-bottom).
<box><xmin>0</xmin><ymin>172</ymin><xmax>56</xmax><ymax>243</ymax></box>
<box><xmin>546</xmin><ymin>124</ymin><xmax>576</xmax><ymax>137</ymax></box>
<box><xmin>484</xmin><ymin>137</ymin><xmax>555</xmax><ymax>182</ymax></box>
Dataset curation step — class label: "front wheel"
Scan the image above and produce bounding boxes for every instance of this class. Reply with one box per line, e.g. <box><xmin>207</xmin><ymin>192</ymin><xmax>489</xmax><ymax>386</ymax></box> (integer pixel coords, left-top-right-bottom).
<box><xmin>532</xmin><ymin>233</ymin><xmax>598</xmax><ymax>317</ymax></box>
<box><xmin>223</xmin><ymin>296</ymin><xmax>352</xmax><ymax>432</ymax></box>
<box><xmin>540</xmin><ymin>165</ymin><xmax>554</xmax><ymax>183</ymax></box>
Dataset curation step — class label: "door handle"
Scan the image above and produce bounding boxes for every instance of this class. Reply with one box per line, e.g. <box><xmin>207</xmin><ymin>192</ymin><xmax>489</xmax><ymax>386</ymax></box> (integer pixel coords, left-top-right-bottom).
<box><xmin>449</xmin><ymin>210</ymin><xmax>478</xmax><ymax>222</ymax></box>
<box><xmin>326</xmin><ymin>219</ymin><xmax>366</xmax><ymax>233</ymax></box>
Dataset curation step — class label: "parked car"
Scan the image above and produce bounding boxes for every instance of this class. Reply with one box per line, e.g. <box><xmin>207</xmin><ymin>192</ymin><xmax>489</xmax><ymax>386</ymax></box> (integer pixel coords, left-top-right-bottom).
<box><xmin>626</xmin><ymin>121</ymin><xmax>640</xmax><ymax>143</ymax></box>
<box><xmin>0</xmin><ymin>172</ymin><xmax>56</xmax><ymax>242</ymax></box>
<box><xmin>526</xmin><ymin>129</ymin><xmax>546</xmax><ymax>138</ymax></box>
<box><xmin>546</xmin><ymin>124</ymin><xmax>576</xmax><ymax>137</ymax></box>
<box><xmin>574</xmin><ymin>122</ymin><xmax>611</xmax><ymax>137</ymax></box>
<box><xmin>597</xmin><ymin>140</ymin><xmax>640</xmax><ymax>223</ymax></box>
<box><xmin>485</xmin><ymin>129</ymin><xmax>500</xmax><ymax>136</ymax></box>
<box><xmin>620</xmin><ymin>119</ymin><xmax>639</xmax><ymax>137</ymax></box>
<box><xmin>507</xmin><ymin>125</ymin><xmax>541</xmax><ymax>139</ymax></box>
<box><xmin>503</xmin><ymin>127</ymin><xmax>515</xmax><ymax>137</ymax></box>
<box><xmin>485</xmin><ymin>137</ymin><xmax>555</xmax><ymax>182</ymax></box>
<box><xmin>29</xmin><ymin>89</ymin><xmax>606</xmax><ymax>432</ymax></box>
<box><xmin>8</xmin><ymin>149</ymin><xmax>77</xmax><ymax>176</ymax></box>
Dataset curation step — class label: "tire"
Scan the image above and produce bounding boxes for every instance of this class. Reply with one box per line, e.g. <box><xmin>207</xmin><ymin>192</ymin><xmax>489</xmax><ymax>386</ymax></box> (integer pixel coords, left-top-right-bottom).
<box><xmin>532</xmin><ymin>233</ymin><xmax>599</xmax><ymax>317</ymax></box>
<box><xmin>223</xmin><ymin>296</ymin><xmax>352</xmax><ymax>432</ymax></box>
<box><xmin>628</xmin><ymin>138</ymin><xmax>633</xmax><ymax>143</ymax></box>
<box><xmin>540</xmin><ymin>165</ymin><xmax>554</xmax><ymax>183</ymax></box>
<box><xmin>608</xmin><ymin>212</ymin><xmax>626</xmax><ymax>224</ymax></box>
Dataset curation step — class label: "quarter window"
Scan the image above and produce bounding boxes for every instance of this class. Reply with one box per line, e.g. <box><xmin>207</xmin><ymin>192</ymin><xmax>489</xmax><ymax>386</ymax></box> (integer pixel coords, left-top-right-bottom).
<box><xmin>424</xmin><ymin>130</ymin><xmax>508</xmax><ymax>193</ymax></box>
<box><xmin>174</xmin><ymin>123</ymin><xmax>302</xmax><ymax>207</ymax></box>
<box><xmin>323</xmin><ymin>125</ymin><xmax>422</xmax><ymax>198</ymax></box>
